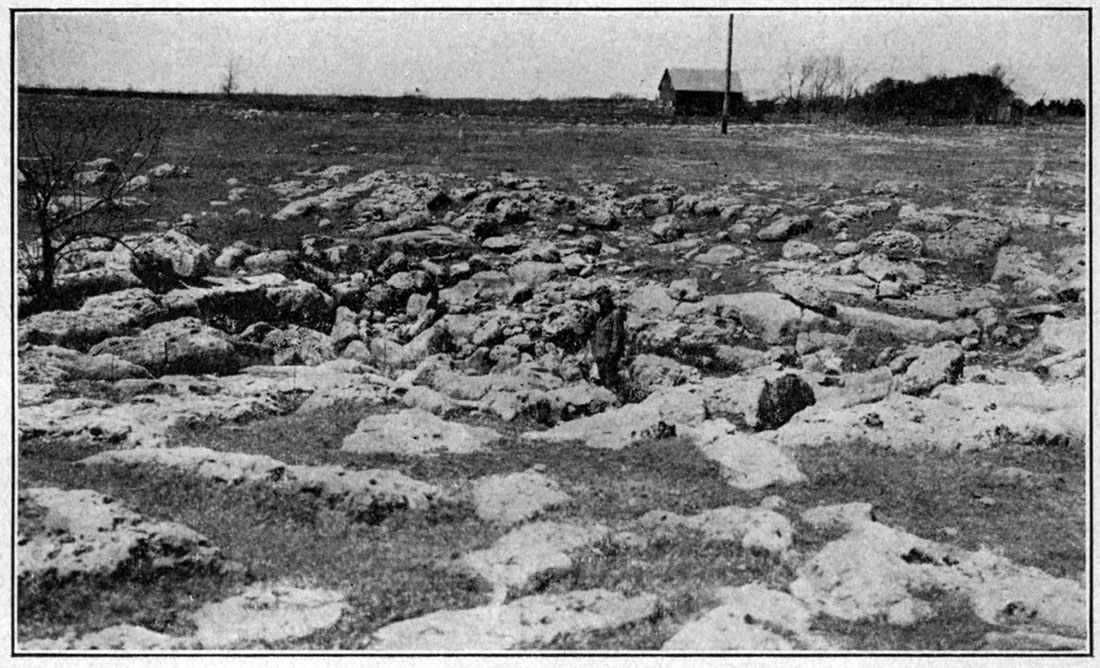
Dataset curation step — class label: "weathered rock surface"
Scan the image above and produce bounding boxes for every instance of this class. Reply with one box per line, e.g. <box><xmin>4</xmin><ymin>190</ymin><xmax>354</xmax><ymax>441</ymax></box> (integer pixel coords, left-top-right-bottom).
<box><xmin>626</xmin><ymin>353</ymin><xmax>702</xmax><ymax>396</ymax></box>
<box><xmin>894</xmin><ymin>341</ymin><xmax>964</xmax><ymax>395</ymax></box>
<box><xmin>20</xmin><ymin>625</ymin><xmax>194</xmax><ymax>651</ymax></box>
<box><xmin>458</xmin><ymin>521</ymin><xmax>609</xmax><ymax>594</ymax></box>
<box><xmin>790</xmin><ymin>520</ymin><xmax>1086</xmax><ymax>636</ymax></box>
<box><xmin>688</xmin><ymin>420</ymin><xmax>806</xmax><ymax>490</ymax></box>
<box><xmin>341</xmin><ymin>408</ymin><xmax>501</xmax><ymax>456</ymax></box>
<box><xmin>131</xmin><ymin>230</ymin><xmax>213</xmax><ymax>281</ymax></box>
<box><xmin>472</xmin><ymin>469</ymin><xmax>571</xmax><ymax>525</ymax></box>
<box><xmin>89</xmin><ymin>317</ymin><xmax>240</xmax><ymax>376</ymax></box>
<box><xmin>859</xmin><ymin>230</ymin><xmax>923</xmax><ymax>260</ymax></box>
<box><xmin>775</xmin><ymin>377</ymin><xmax>1085</xmax><ymax>452</ymax></box>
<box><xmin>18</xmin><ymin>487</ymin><xmax>223</xmax><ymax>578</ymax></box>
<box><xmin>640</xmin><ymin>504</ymin><xmax>794</xmax><ymax>555</ymax></box>
<box><xmin>368</xmin><ymin>589</ymin><xmax>658</xmax><ymax>650</ymax></box>
<box><xmin>19</xmin><ymin>288</ymin><xmax>165</xmax><ymax>350</ymax></box>
<box><xmin>80</xmin><ymin>446</ymin><xmax>442</xmax><ymax>521</ymax></box>
<box><xmin>711</xmin><ymin>292</ymin><xmax>820</xmax><ymax>344</ymax></box>
<box><xmin>190</xmin><ymin>584</ymin><xmax>347</xmax><ymax>648</ymax></box>
<box><xmin>19</xmin><ymin>345</ymin><xmax>153</xmax><ymax>383</ymax></box>
<box><xmin>924</xmin><ymin>218</ymin><xmax>1010</xmax><ymax>259</ymax></box>
<box><xmin>757</xmin><ymin>214</ymin><xmax>812</xmax><ymax>241</ymax></box>
<box><xmin>800</xmin><ymin>502</ymin><xmax>876</xmax><ymax>533</ymax></box>
<box><xmin>523</xmin><ymin>386</ymin><xmax>704</xmax><ymax>449</ymax></box>
<box><xmin>664</xmin><ymin>584</ymin><xmax>831</xmax><ymax>651</ymax></box>
<box><xmin>19</xmin><ymin>388</ymin><xmax>283</xmax><ymax>449</ymax></box>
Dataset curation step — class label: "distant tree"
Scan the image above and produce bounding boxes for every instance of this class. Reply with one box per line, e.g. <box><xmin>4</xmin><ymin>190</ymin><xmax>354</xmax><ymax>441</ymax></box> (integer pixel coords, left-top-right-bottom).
<box><xmin>17</xmin><ymin>98</ymin><xmax>164</xmax><ymax>310</ymax></box>
<box><xmin>781</xmin><ymin>52</ymin><xmax>864</xmax><ymax>117</ymax></box>
<box><xmin>221</xmin><ymin>55</ymin><xmax>242</xmax><ymax>97</ymax></box>
<box><xmin>1066</xmin><ymin>98</ymin><xmax>1086</xmax><ymax>116</ymax></box>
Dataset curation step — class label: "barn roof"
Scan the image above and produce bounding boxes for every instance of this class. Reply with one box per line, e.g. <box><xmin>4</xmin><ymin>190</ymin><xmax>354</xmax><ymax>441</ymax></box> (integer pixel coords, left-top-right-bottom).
<box><xmin>664</xmin><ymin>68</ymin><xmax>743</xmax><ymax>93</ymax></box>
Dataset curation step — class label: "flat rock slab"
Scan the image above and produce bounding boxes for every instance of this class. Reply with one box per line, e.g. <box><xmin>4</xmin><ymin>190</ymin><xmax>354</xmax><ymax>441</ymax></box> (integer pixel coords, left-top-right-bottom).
<box><xmin>800</xmin><ymin>502</ymin><xmax>876</xmax><ymax>533</ymax></box>
<box><xmin>458</xmin><ymin>521</ymin><xmax>609</xmax><ymax>594</ymax></box>
<box><xmin>81</xmin><ymin>446</ymin><xmax>441</xmax><ymax>521</ymax></box>
<box><xmin>773</xmin><ymin>385</ymin><xmax>1084</xmax><ymax>452</ymax></box>
<box><xmin>639</xmin><ymin>505</ymin><xmax>793</xmax><ymax>555</ymax></box>
<box><xmin>20</xmin><ymin>624</ymin><xmax>194</xmax><ymax>651</ymax></box>
<box><xmin>368</xmin><ymin>589</ymin><xmax>658</xmax><ymax>650</ymax></box>
<box><xmin>18</xmin><ymin>487</ymin><xmax>222</xmax><ymax>579</ymax></box>
<box><xmin>472</xmin><ymin>469</ymin><xmax>571</xmax><ymax>525</ymax></box>
<box><xmin>664</xmin><ymin>584</ymin><xmax>833</xmax><ymax>651</ymax></box>
<box><xmin>790</xmin><ymin>521</ymin><xmax>1087</xmax><ymax>636</ymax></box>
<box><xmin>190</xmin><ymin>584</ymin><xmax>347</xmax><ymax>648</ymax></box>
<box><xmin>687</xmin><ymin>420</ymin><xmax>806</xmax><ymax>490</ymax></box>
<box><xmin>19</xmin><ymin>391</ymin><xmax>282</xmax><ymax>449</ymax></box>
<box><xmin>341</xmin><ymin>408</ymin><xmax>501</xmax><ymax>456</ymax></box>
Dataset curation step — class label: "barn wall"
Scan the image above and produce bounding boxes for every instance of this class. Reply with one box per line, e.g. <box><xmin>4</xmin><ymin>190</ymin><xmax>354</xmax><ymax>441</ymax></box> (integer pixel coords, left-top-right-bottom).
<box><xmin>673</xmin><ymin>91</ymin><xmax>745</xmax><ymax>116</ymax></box>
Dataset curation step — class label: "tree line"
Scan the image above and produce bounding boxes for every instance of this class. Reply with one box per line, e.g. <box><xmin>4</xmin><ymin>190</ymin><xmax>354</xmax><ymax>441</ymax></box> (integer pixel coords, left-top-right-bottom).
<box><xmin>758</xmin><ymin>56</ymin><xmax>1084</xmax><ymax>125</ymax></box>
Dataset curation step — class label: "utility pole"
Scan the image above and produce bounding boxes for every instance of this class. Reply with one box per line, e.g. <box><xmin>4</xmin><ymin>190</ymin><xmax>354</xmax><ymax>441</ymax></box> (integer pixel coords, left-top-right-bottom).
<box><xmin>721</xmin><ymin>14</ymin><xmax>733</xmax><ymax>134</ymax></box>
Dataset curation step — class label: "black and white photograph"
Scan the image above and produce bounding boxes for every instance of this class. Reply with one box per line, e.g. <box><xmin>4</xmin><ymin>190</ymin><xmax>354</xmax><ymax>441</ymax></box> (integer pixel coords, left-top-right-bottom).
<box><xmin>8</xmin><ymin>4</ymin><xmax>1092</xmax><ymax>657</ymax></box>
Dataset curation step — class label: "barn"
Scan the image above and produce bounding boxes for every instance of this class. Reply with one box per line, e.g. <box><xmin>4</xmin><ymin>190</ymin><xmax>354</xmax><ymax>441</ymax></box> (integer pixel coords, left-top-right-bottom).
<box><xmin>658</xmin><ymin>68</ymin><xmax>745</xmax><ymax>115</ymax></box>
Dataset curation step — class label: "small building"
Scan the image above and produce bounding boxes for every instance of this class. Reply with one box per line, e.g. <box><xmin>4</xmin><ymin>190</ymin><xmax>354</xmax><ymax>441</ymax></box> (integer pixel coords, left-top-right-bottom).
<box><xmin>658</xmin><ymin>68</ymin><xmax>745</xmax><ymax>115</ymax></box>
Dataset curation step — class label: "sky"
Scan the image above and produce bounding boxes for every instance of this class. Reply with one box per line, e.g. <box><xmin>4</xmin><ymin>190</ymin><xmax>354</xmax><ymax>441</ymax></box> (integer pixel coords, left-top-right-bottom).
<box><xmin>15</xmin><ymin>9</ymin><xmax>1090</xmax><ymax>102</ymax></box>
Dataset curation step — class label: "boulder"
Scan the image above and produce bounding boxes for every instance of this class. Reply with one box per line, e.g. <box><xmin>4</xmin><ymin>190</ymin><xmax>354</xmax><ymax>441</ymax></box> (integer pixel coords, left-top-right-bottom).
<box><xmin>162</xmin><ymin>279</ymin><xmax>272</xmax><ymax>332</ymax></box>
<box><xmin>19</xmin><ymin>345</ymin><xmax>152</xmax><ymax>383</ymax></box>
<box><xmin>924</xmin><ymin>218</ymin><xmax>1010</xmax><ymax>259</ymax></box>
<box><xmin>89</xmin><ymin>317</ymin><xmax>240</xmax><ymax>376</ymax></box>
<box><xmin>243</xmin><ymin>250</ymin><xmax>298</xmax><ymax>274</ymax></box>
<box><xmin>709</xmin><ymin>292</ymin><xmax>814</xmax><ymax>345</ymax></box>
<box><xmin>263</xmin><ymin>325</ymin><xmax>336</xmax><ymax>366</ymax></box>
<box><xmin>700</xmin><ymin>372</ymin><xmax>816</xmax><ymax>430</ymax></box>
<box><xmin>131</xmin><ymin>230</ymin><xmax>213</xmax><ymax>281</ymax></box>
<box><xmin>859</xmin><ymin>230</ymin><xmax>923</xmax><ymax>260</ymax></box>
<box><xmin>439</xmin><ymin>271</ymin><xmax>515</xmax><ymax>312</ymax></box>
<box><xmin>781</xmin><ymin>239</ymin><xmax>822</xmax><ymax>260</ymax></box>
<box><xmin>626</xmin><ymin>354</ymin><xmax>702</xmax><ymax>397</ymax></box>
<box><xmin>266</xmin><ymin>279</ymin><xmax>335</xmax><ymax>330</ymax></box>
<box><xmin>894</xmin><ymin>342</ymin><xmax>964</xmax><ymax>395</ymax></box>
<box><xmin>650</xmin><ymin>214</ymin><xmax>682</xmax><ymax>241</ymax></box>
<box><xmin>756</xmin><ymin>214</ymin><xmax>812</xmax><ymax>241</ymax></box>
<box><xmin>693</xmin><ymin>244</ymin><xmax>744</xmax><ymax>265</ymax></box>
<box><xmin>19</xmin><ymin>288</ymin><xmax>165</xmax><ymax>350</ymax></box>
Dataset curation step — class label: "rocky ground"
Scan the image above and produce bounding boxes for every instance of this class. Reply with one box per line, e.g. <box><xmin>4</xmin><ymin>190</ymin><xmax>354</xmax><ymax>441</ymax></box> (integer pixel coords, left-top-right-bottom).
<box><xmin>15</xmin><ymin>112</ymin><xmax>1088</xmax><ymax>652</ymax></box>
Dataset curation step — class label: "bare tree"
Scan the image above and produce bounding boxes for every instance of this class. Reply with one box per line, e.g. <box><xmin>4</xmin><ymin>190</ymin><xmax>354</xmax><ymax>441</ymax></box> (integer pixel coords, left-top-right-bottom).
<box><xmin>221</xmin><ymin>55</ymin><xmax>242</xmax><ymax>97</ymax></box>
<box><xmin>17</xmin><ymin>98</ymin><xmax>164</xmax><ymax>310</ymax></box>
<box><xmin>784</xmin><ymin>52</ymin><xmax>865</xmax><ymax>115</ymax></box>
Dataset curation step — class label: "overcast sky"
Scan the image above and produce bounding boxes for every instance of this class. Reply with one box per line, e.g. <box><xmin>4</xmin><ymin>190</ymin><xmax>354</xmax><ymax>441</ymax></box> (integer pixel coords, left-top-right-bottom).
<box><xmin>15</xmin><ymin>9</ymin><xmax>1089</xmax><ymax>102</ymax></box>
